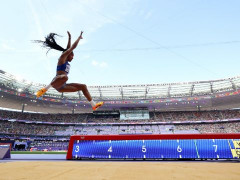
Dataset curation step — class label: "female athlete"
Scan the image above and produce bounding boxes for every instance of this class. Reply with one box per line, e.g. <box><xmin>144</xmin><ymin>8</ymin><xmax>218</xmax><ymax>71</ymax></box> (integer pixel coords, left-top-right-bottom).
<box><xmin>35</xmin><ymin>31</ymin><xmax>103</xmax><ymax>111</ymax></box>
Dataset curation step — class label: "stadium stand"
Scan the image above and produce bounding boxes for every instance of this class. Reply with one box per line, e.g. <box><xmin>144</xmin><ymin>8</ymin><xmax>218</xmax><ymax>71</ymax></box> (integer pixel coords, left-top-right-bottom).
<box><xmin>1</xmin><ymin>110</ymin><xmax>240</xmax><ymax>151</ymax></box>
<box><xmin>1</xmin><ymin>69</ymin><xmax>240</xmax><ymax>151</ymax></box>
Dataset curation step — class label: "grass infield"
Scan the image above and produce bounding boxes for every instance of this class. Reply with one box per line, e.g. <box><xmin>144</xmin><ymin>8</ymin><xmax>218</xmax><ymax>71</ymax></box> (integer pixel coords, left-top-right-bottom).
<box><xmin>11</xmin><ymin>151</ymin><xmax>67</xmax><ymax>154</ymax></box>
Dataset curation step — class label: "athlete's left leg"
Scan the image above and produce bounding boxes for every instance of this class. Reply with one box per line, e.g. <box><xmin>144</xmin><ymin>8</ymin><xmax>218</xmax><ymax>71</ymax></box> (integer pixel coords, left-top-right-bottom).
<box><xmin>58</xmin><ymin>83</ymin><xmax>104</xmax><ymax>111</ymax></box>
<box><xmin>36</xmin><ymin>75</ymin><xmax>68</xmax><ymax>98</ymax></box>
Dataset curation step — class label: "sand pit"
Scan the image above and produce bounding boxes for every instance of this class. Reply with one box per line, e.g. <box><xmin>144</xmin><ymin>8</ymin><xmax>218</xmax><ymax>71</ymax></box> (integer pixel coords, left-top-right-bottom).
<box><xmin>0</xmin><ymin>161</ymin><xmax>240</xmax><ymax>180</ymax></box>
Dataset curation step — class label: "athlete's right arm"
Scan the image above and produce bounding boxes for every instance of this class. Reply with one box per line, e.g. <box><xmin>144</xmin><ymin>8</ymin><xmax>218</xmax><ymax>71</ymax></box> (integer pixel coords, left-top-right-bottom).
<box><xmin>61</xmin><ymin>31</ymin><xmax>83</xmax><ymax>59</ymax></box>
<box><xmin>66</xmin><ymin>31</ymin><xmax>71</xmax><ymax>49</ymax></box>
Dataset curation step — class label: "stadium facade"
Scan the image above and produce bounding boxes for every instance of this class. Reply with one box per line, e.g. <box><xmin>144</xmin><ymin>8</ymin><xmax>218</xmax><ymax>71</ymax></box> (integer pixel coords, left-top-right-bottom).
<box><xmin>0</xmin><ymin>69</ymin><xmax>240</xmax><ymax>113</ymax></box>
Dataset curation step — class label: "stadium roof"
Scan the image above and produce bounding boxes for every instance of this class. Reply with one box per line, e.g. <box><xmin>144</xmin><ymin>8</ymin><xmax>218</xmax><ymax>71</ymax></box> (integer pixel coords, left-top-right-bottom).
<box><xmin>1</xmin><ymin>69</ymin><xmax>240</xmax><ymax>100</ymax></box>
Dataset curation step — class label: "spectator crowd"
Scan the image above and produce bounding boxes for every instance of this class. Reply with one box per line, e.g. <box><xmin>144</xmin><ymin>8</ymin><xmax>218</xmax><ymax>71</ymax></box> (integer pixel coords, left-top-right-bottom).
<box><xmin>0</xmin><ymin>109</ymin><xmax>240</xmax><ymax>136</ymax></box>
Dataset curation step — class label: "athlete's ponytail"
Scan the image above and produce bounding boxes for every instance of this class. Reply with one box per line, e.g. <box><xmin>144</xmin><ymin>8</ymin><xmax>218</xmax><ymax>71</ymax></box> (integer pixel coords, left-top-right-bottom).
<box><xmin>34</xmin><ymin>33</ymin><xmax>66</xmax><ymax>54</ymax></box>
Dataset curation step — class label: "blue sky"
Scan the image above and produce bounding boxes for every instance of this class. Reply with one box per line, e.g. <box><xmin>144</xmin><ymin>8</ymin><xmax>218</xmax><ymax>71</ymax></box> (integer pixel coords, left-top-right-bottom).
<box><xmin>0</xmin><ymin>0</ymin><xmax>240</xmax><ymax>86</ymax></box>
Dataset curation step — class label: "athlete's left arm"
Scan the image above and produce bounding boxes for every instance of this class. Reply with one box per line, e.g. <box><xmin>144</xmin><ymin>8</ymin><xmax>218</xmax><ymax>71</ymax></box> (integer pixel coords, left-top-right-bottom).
<box><xmin>66</xmin><ymin>31</ymin><xmax>71</xmax><ymax>49</ymax></box>
<box><xmin>60</xmin><ymin>31</ymin><xmax>83</xmax><ymax>60</ymax></box>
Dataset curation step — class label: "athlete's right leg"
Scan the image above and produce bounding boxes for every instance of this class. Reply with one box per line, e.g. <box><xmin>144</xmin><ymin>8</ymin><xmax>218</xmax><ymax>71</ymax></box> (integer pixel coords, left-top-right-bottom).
<box><xmin>36</xmin><ymin>75</ymin><xmax>68</xmax><ymax>98</ymax></box>
<box><xmin>57</xmin><ymin>83</ymin><xmax>92</xmax><ymax>101</ymax></box>
<box><xmin>57</xmin><ymin>83</ymin><xmax>104</xmax><ymax>111</ymax></box>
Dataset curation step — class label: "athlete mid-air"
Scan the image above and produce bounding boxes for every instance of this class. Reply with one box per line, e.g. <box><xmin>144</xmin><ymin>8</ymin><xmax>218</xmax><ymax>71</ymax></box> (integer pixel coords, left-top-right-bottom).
<box><xmin>35</xmin><ymin>31</ymin><xmax>103</xmax><ymax>111</ymax></box>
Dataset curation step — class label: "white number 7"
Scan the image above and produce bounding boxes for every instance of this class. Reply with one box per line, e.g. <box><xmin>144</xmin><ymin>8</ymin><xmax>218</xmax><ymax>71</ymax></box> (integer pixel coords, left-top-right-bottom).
<box><xmin>213</xmin><ymin>145</ymin><xmax>217</xmax><ymax>152</ymax></box>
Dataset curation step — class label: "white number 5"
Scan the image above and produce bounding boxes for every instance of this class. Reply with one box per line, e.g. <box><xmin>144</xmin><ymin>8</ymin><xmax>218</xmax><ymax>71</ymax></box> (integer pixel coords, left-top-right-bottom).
<box><xmin>142</xmin><ymin>145</ymin><xmax>146</xmax><ymax>153</ymax></box>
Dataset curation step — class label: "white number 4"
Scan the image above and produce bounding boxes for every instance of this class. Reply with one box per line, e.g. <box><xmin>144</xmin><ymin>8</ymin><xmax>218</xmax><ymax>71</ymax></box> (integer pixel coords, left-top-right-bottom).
<box><xmin>108</xmin><ymin>146</ymin><xmax>112</xmax><ymax>152</ymax></box>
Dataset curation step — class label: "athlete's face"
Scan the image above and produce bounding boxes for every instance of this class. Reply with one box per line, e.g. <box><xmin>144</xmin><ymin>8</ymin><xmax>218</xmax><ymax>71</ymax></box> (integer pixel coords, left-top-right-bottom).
<box><xmin>68</xmin><ymin>52</ymin><xmax>74</xmax><ymax>62</ymax></box>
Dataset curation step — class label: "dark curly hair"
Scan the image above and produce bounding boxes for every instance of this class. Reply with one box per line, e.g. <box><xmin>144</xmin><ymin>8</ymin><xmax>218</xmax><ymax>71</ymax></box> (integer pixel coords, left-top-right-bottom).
<box><xmin>34</xmin><ymin>33</ymin><xmax>66</xmax><ymax>54</ymax></box>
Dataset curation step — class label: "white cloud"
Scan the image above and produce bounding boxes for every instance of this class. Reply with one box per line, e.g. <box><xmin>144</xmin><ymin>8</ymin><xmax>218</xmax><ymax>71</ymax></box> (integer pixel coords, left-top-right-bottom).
<box><xmin>49</xmin><ymin>0</ymin><xmax>138</xmax><ymax>34</ymax></box>
<box><xmin>91</xmin><ymin>60</ymin><xmax>99</xmax><ymax>66</ymax></box>
<box><xmin>53</xmin><ymin>14</ymin><xmax>72</xmax><ymax>24</ymax></box>
<box><xmin>99</xmin><ymin>62</ymin><xmax>108</xmax><ymax>68</ymax></box>
<box><xmin>0</xmin><ymin>43</ymin><xmax>15</xmax><ymax>51</ymax></box>
<box><xmin>83</xmin><ymin>55</ymin><xmax>91</xmax><ymax>60</ymax></box>
<box><xmin>79</xmin><ymin>39</ymin><xmax>87</xmax><ymax>45</ymax></box>
<box><xmin>91</xmin><ymin>60</ymin><xmax>108</xmax><ymax>68</ymax></box>
<box><xmin>144</xmin><ymin>11</ymin><xmax>153</xmax><ymax>20</ymax></box>
<box><xmin>27</xmin><ymin>0</ymin><xmax>44</xmax><ymax>38</ymax></box>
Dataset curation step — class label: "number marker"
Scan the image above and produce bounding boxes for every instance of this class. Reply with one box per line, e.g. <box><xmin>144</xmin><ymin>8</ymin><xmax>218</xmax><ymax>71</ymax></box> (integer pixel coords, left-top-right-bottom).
<box><xmin>213</xmin><ymin>145</ymin><xmax>217</xmax><ymax>152</ymax></box>
<box><xmin>75</xmin><ymin>145</ymin><xmax>80</xmax><ymax>152</ymax></box>
<box><xmin>142</xmin><ymin>145</ymin><xmax>146</xmax><ymax>153</ymax></box>
<box><xmin>177</xmin><ymin>145</ymin><xmax>182</xmax><ymax>152</ymax></box>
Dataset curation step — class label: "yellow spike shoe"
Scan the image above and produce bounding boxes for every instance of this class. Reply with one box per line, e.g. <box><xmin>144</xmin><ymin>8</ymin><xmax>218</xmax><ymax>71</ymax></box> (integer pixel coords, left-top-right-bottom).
<box><xmin>36</xmin><ymin>88</ymin><xmax>47</xmax><ymax>98</ymax></box>
<box><xmin>92</xmin><ymin>102</ymin><xmax>104</xmax><ymax>111</ymax></box>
